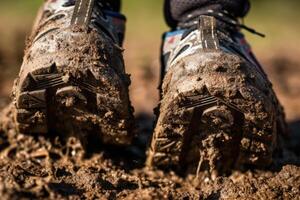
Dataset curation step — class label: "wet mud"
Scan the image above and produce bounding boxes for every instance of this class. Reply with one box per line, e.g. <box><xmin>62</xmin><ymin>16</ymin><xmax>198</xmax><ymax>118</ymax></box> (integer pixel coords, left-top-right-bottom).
<box><xmin>0</xmin><ymin>9</ymin><xmax>299</xmax><ymax>197</ymax></box>
<box><xmin>0</xmin><ymin>100</ymin><xmax>299</xmax><ymax>199</ymax></box>
<box><xmin>12</xmin><ymin>3</ymin><xmax>134</xmax><ymax>146</ymax></box>
<box><xmin>147</xmin><ymin>52</ymin><xmax>287</xmax><ymax>177</ymax></box>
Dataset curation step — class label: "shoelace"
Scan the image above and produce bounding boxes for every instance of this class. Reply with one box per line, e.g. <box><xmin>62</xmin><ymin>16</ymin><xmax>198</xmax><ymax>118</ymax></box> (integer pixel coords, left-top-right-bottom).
<box><xmin>178</xmin><ymin>9</ymin><xmax>265</xmax><ymax>38</ymax></box>
<box><xmin>206</xmin><ymin>9</ymin><xmax>265</xmax><ymax>38</ymax></box>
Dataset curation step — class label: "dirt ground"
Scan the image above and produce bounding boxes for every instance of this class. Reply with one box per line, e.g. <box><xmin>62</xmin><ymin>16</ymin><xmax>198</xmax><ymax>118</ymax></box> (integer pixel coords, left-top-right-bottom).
<box><xmin>0</xmin><ymin>51</ymin><xmax>300</xmax><ymax>199</ymax></box>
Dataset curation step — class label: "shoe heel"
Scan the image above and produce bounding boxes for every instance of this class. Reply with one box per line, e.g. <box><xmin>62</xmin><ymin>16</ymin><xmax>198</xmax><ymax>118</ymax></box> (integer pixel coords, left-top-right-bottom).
<box><xmin>14</xmin><ymin>62</ymin><xmax>134</xmax><ymax>145</ymax></box>
<box><xmin>147</xmin><ymin>90</ymin><xmax>276</xmax><ymax>175</ymax></box>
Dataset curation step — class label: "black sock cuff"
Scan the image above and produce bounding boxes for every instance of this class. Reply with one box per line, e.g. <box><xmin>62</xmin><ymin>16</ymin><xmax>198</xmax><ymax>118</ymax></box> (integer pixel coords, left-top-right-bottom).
<box><xmin>164</xmin><ymin>0</ymin><xmax>250</xmax><ymax>29</ymax></box>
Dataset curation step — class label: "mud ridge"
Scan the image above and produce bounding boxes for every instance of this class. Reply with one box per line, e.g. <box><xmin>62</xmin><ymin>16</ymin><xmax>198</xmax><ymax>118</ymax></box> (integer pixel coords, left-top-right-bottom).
<box><xmin>0</xmin><ymin>104</ymin><xmax>299</xmax><ymax>199</ymax></box>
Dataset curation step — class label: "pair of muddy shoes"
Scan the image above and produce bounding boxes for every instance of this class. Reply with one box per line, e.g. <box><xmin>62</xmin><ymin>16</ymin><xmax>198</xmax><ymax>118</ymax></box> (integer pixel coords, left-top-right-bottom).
<box><xmin>12</xmin><ymin>0</ymin><xmax>287</xmax><ymax>176</ymax></box>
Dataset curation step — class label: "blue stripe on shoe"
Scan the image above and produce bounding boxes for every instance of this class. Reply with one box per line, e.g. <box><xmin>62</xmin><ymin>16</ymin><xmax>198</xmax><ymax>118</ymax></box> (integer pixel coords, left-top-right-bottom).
<box><xmin>165</xmin><ymin>30</ymin><xmax>185</xmax><ymax>37</ymax></box>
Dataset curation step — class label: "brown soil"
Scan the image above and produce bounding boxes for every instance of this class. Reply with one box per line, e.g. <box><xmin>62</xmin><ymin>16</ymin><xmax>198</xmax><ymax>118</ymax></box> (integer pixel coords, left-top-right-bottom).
<box><xmin>0</xmin><ymin>56</ymin><xmax>300</xmax><ymax>199</ymax></box>
<box><xmin>0</xmin><ymin>58</ymin><xmax>300</xmax><ymax>200</ymax></box>
<box><xmin>0</xmin><ymin>48</ymin><xmax>300</xmax><ymax>199</ymax></box>
<box><xmin>0</xmin><ymin>103</ymin><xmax>299</xmax><ymax>200</ymax></box>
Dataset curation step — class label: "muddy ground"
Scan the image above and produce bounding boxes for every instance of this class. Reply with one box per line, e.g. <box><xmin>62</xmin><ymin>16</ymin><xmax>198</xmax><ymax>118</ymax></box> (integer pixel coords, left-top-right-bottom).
<box><xmin>0</xmin><ymin>53</ymin><xmax>299</xmax><ymax>199</ymax></box>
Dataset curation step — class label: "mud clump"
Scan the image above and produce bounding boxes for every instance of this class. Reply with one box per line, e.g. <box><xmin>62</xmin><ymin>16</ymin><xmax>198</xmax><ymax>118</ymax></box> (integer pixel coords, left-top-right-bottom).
<box><xmin>147</xmin><ymin>51</ymin><xmax>287</xmax><ymax>177</ymax></box>
<box><xmin>0</xmin><ymin>103</ymin><xmax>299</xmax><ymax>200</ymax></box>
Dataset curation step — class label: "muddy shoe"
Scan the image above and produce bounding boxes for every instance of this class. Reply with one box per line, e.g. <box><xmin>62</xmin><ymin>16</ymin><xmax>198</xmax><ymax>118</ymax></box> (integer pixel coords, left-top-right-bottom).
<box><xmin>12</xmin><ymin>0</ymin><xmax>134</xmax><ymax>145</ymax></box>
<box><xmin>147</xmin><ymin>13</ymin><xmax>287</xmax><ymax>176</ymax></box>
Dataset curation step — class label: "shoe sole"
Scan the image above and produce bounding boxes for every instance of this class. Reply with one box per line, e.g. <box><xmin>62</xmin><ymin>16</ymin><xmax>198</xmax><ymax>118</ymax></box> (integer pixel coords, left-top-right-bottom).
<box><xmin>14</xmin><ymin>63</ymin><xmax>134</xmax><ymax>145</ymax></box>
<box><xmin>147</xmin><ymin>87</ymin><xmax>277</xmax><ymax>176</ymax></box>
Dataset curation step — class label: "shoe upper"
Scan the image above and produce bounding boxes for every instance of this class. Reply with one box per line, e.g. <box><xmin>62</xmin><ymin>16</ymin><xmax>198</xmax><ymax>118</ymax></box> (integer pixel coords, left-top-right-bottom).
<box><xmin>162</xmin><ymin>12</ymin><xmax>265</xmax><ymax>78</ymax></box>
<box><xmin>160</xmin><ymin>11</ymin><xmax>287</xmax><ymax>136</ymax></box>
<box><xmin>12</xmin><ymin>0</ymin><xmax>134</xmax><ymax>144</ymax></box>
<box><xmin>30</xmin><ymin>0</ymin><xmax>125</xmax><ymax>48</ymax></box>
<box><xmin>18</xmin><ymin>0</ymin><xmax>128</xmax><ymax>85</ymax></box>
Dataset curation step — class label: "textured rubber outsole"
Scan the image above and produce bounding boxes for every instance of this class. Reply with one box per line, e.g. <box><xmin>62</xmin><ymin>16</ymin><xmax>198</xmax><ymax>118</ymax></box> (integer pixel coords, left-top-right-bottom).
<box><xmin>14</xmin><ymin>63</ymin><xmax>133</xmax><ymax>145</ymax></box>
<box><xmin>147</xmin><ymin>90</ymin><xmax>276</xmax><ymax>176</ymax></box>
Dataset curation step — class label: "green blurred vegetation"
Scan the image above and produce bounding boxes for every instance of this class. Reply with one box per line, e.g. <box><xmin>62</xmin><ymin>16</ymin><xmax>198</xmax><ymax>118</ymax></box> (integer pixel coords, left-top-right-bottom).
<box><xmin>247</xmin><ymin>0</ymin><xmax>300</xmax><ymax>52</ymax></box>
<box><xmin>0</xmin><ymin>0</ymin><xmax>299</xmax><ymax>79</ymax></box>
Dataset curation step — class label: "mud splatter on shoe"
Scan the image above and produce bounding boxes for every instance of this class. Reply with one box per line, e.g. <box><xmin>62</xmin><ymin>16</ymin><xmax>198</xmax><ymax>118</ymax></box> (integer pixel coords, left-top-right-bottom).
<box><xmin>147</xmin><ymin>13</ymin><xmax>287</xmax><ymax>177</ymax></box>
<box><xmin>12</xmin><ymin>0</ymin><xmax>134</xmax><ymax>145</ymax></box>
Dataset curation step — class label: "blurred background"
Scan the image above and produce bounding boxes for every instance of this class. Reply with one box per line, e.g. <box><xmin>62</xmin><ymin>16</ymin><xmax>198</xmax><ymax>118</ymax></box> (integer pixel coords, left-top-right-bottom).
<box><xmin>0</xmin><ymin>0</ymin><xmax>299</xmax><ymax>125</ymax></box>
